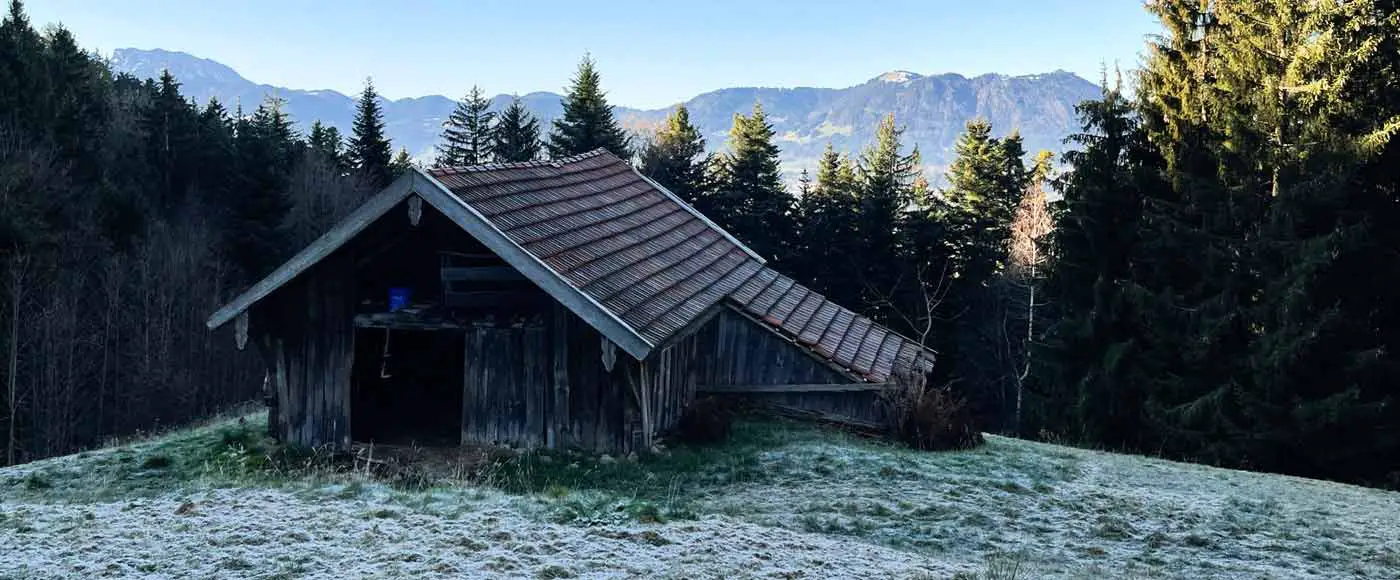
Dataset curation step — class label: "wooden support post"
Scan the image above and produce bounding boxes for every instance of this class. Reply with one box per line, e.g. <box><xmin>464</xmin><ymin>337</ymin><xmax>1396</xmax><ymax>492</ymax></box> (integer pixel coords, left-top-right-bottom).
<box><xmin>638</xmin><ymin>360</ymin><xmax>653</xmax><ymax>451</ymax></box>
<box><xmin>549</xmin><ymin>303</ymin><xmax>570</xmax><ymax>449</ymax></box>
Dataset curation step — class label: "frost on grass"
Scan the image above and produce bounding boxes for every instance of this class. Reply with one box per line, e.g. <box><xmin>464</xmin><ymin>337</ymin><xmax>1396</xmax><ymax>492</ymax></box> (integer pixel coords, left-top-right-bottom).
<box><xmin>700</xmin><ymin>434</ymin><xmax>1400</xmax><ymax>579</ymax></box>
<box><xmin>0</xmin><ymin>488</ymin><xmax>945</xmax><ymax>579</ymax></box>
<box><xmin>3</xmin><ymin>415</ymin><xmax>1400</xmax><ymax>579</ymax></box>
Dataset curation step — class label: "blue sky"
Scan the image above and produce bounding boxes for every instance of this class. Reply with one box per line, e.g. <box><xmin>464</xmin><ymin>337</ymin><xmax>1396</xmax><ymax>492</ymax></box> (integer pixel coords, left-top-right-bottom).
<box><xmin>27</xmin><ymin>0</ymin><xmax>1158</xmax><ymax>108</ymax></box>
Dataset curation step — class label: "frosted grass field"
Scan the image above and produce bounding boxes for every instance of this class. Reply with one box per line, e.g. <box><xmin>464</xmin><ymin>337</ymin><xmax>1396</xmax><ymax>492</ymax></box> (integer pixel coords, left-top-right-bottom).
<box><xmin>2</xmin><ymin>415</ymin><xmax>1398</xmax><ymax>579</ymax></box>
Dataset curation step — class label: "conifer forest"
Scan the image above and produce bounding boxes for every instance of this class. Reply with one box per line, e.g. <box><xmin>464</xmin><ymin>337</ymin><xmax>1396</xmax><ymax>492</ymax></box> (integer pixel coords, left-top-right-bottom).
<box><xmin>2</xmin><ymin>0</ymin><xmax>1399</xmax><ymax>491</ymax></box>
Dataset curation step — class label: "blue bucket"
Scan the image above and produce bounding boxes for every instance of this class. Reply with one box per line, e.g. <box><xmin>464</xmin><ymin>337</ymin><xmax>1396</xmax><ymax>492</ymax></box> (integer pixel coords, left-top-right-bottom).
<box><xmin>388</xmin><ymin>287</ymin><xmax>411</xmax><ymax>312</ymax></box>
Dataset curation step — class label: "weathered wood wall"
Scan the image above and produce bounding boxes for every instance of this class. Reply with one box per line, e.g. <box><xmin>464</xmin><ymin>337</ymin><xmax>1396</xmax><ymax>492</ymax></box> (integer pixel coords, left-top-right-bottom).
<box><xmin>561</xmin><ymin>309</ymin><xmax>637</xmax><ymax>452</ymax></box>
<box><xmin>461</xmin><ymin>318</ymin><xmax>549</xmax><ymax>448</ymax></box>
<box><xmin>252</xmin><ymin>250</ymin><xmax>357</xmax><ymax>449</ymax></box>
<box><xmin>693</xmin><ymin>308</ymin><xmax>891</xmax><ymax>426</ymax></box>
<box><xmin>458</xmin><ymin>303</ymin><xmax>667</xmax><ymax>454</ymax></box>
<box><xmin>643</xmin><ymin>329</ymin><xmax>702</xmax><ymax>439</ymax></box>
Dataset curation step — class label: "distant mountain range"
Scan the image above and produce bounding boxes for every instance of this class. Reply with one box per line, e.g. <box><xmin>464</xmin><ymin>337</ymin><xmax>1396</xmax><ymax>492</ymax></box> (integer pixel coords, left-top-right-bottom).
<box><xmin>110</xmin><ymin>48</ymin><xmax>1100</xmax><ymax>178</ymax></box>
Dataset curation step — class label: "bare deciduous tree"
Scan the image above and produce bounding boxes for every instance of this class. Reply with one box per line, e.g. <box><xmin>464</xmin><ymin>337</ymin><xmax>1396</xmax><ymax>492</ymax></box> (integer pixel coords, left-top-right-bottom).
<box><xmin>1004</xmin><ymin>176</ymin><xmax>1054</xmax><ymax>434</ymax></box>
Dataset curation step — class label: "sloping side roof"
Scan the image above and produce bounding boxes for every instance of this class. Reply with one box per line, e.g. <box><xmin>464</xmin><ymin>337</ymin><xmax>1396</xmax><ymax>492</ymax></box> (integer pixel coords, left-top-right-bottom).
<box><xmin>207</xmin><ymin>149</ymin><xmax>935</xmax><ymax>380</ymax></box>
<box><xmin>728</xmin><ymin>270</ymin><xmax>935</xmax><ymax>382</ymax></box>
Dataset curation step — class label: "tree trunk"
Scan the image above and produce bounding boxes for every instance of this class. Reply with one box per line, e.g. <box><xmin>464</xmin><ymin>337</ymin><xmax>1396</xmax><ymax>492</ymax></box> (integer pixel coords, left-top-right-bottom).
<box><xmin>1016</xmin><ymin>262</ymin><xmax>1036</xmax><ymax>436</ymax></box>
<box><xmin>6</xmin><ymin>256</ymin><xmax>26</xmax><ymax>466</ymax></box>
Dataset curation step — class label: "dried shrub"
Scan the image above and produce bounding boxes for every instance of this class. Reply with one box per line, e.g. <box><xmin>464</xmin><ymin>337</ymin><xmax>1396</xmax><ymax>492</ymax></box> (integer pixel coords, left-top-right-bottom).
<box><xmin>882</xmin><ymin>376</ymin><xmax>984</xmax><ymax>451</ymax></box>
<box><xmin>672</xmin><ymin>396</ymin><xmax>734</xmax><ymax>445</ymax></box>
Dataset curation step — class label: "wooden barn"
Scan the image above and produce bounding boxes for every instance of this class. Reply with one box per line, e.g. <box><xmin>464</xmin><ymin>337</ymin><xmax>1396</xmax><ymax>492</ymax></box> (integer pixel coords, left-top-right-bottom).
<box><xmin>206</xmin><ymin>149</ymin><xmax>935</xmax><ymax>453</ymax></box>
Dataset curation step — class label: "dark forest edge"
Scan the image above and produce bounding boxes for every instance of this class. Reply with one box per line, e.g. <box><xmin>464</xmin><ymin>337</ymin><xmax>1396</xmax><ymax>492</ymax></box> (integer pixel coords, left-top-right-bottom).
<box><xmin>2</xmin><ymin>0</ymin><xmax>1398</xmax><ymax>490</ymax></box>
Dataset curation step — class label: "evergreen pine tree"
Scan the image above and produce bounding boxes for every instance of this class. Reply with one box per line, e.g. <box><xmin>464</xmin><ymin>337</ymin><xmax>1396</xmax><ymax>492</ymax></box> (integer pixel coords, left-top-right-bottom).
<box><xmin>1032</xmin><ymin>81</ymin><xmax>1169</xmax><ymax>446</ymax></box>
<box><xmin>855</xmin><ymin>113</ymin><xmax>922</xmax><ymax>308</ymax></box>
<box><xmin>943</xmin><ymin>119</ymin><xmax>1026</xmax><ymax>285</ymax></box>
<box><xmin>390</xmin><ymin>147</ymin><xmax>414</xmax><ymax>177</ymax></box>
<box><xmin>710</xmin><ymin>102</ymin><xmax>795</xmax><ymax>263</ymax></box>
<box><xmin>43</xmin><ymin>25</ymin><xmax>106</xmax><ymax>173</ymax></box>
<box><xmin>1131</xmin><ymin>0</ymin><xmax>1256</xmax><ymax>462</ymax></box>
<box><xmin>794</xmin><ymin>144</ymin><xmax>861</xmax><ymax>305</ymax></box>
<box><xmin>491</xmin><ymin>96</ymin><xmax>541</xmax><ymax>163</ymax></box>
<box><xmin>547</xmin><ymin>55</ymin><xmax>630</xmax><ymax>159</ymax></box>
<box><xmin>141</xmin><ymin>69</ymin><xmax>198</xmax><ymax>215</ymax></box>
<box><xmin>434</xmin><ymin>86</ymin><xmax>494</xmax><ymax>167</ymax></box>
<box><xmin>0</xmin><ymin>0</ymin><xmax>50</xmax><ymax>133</ymax></box>
<box><xmin>307</xmin><ymin>120</ymin><xmax>344</xmax><ymax>169</ymax></box>
<box><xmin>638</xmin><ymin>105</ymin><xmax>708</xmax><ymax>205</ymax></box>
<box><xmin>226</xmin><ymin>97</ymin><xmax>295</xmax><ymax>282</ymax></box>
<box><xmin>193</xmin><ymin>97</ymin><xmax>235</xmax><ymax>213</ymax></box>
<box><xmin>1223</xmin><ymin>0</ymin><xmax>1400</xmax><ymax>484</ymax></box>
<box><xmin>346</xmin><ymin>77</ymin><xmax>393</xmax><ymax>188</ymax></box>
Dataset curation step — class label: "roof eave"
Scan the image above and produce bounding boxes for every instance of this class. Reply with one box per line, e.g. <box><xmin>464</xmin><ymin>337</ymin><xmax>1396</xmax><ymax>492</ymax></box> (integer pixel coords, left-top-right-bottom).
<box><xmin>205</xmin><ymin>171</ymin><xmax>419</xmax><ymax>330</ymax></box>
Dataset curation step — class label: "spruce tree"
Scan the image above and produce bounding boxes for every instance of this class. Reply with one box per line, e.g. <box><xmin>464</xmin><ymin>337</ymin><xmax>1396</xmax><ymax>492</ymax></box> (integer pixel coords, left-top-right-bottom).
<box><xmin>1131</xmin><ymin>0</ymin><xmax>1256</xmax><ymax>463</ymax></box>
<box><xmin>1223</xmin><ymin>0</ymin><xmax>1400</xmax><ymax>484</ymax></box>
<box><xmin>638</xmin><ymin>105</ymin><xmax>708</xmax><ymax>205</ymax></box>
<box><xmin>710</xmin><ymin>102</ymin><xmax>795</xmax><ymax>263</ymax></box>
<box><xmin>491</xmin><ymin>96</ymin><xmax>541</xmax><ymax>163</ymax></box>
<box><xmin>0</xmin><ymin>0</ymin><xmax>49</xmax><ymax>134</ymax></box>
<box><xmin>193</xmin><ymin>98</ymin><xmax>235</xmax><ymax>213</ymax></box>
<box><xmin>943</xmin><ymin>119</ymin><xmax>1025</xmax><ymax>284</ymax></box>
<box><xmin>938</xmin><ymin>119</ymin><xmax>1038</xmax><ymax>431</ymax></box>
<box><xmin>1032</xmin><ymin>81</ymin><xmax>1168</xmax><ymax>446</ymax></box>
<box><xmin>43</xmin><ymin>25</ymin><xmax>105</xmax><ymax>174</ymax></box>
<box><xmin>346</xmin><ymin>77</ymin><xmax>393</xmax><ymax>188</ymax></box>
<box><xmin>547</xmin><ymin>55</ymin><xmax>630</xmax><ymax>159</ymax></box>
<box><xmin>307</xmin><ymin>120</ymin><xmax>344</xmax><ymax>169</ymax></box>
<box><xmin>795</xmin><ymin>144</ymin><xmax>861</xmax><ymax>305</ymax></box>
<box><xmin>855</xmin><ymin>113</ymin><xmax>922</xmax><ymax>299</ymax></box>
<box><xmin>226</xmin><ymin>97</ymin><xmax>295</xmax><ymax>282</ymax></box>
<box><xmin>390</xmin><ymin>147</ymin><xmax>414</xmax><ymax>177</ymax></box>
<box><xmin>141</xmin><ymin>69</ymin><xmax>198</xmax><ymax>214</ymax></box>
<box><xmin>434</xmin><ymin>86</ymin><xmax>494</xmax><ymax>167</ymax></box>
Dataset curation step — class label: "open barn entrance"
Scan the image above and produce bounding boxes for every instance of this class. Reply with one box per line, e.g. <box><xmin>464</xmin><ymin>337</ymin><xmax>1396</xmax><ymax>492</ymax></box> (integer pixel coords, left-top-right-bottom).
<box><xmin>351</xmin><ymin>328</ymin><xmax>465</xmax><ymax>445</ymax></box>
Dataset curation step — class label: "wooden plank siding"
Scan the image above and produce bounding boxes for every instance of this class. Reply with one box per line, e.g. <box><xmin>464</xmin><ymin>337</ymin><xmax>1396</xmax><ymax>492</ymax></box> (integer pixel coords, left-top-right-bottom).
<box><xmin>643</xmin><ymin>328</ymin><xmax>702</xmax><ymax>440</ymax></box>
<box><xmin>251</xmin><ymin>251</ymin><xmax>357</xmax><ymax>450</ymax></box>
<box><xmin>690</xmin><ymin>308</ymin><xmax>891</xmax><ymax>427</ymax></box>
<box><xmin>460</xmin><ymin>318</ymin><xmax>549</xmax><ymax>448</ymax></box>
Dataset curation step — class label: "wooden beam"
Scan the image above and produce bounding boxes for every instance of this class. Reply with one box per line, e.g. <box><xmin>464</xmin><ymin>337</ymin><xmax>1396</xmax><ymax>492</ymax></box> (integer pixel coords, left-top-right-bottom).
<box><xmin>444</xmin><ymin>290</ymin><xmax>547</xmax><ymax>309</ymax></box>
<box><xmin>638</xmin><ymin>360</ymin><xmax>653</xmax><ymax>451</ymax></box>
<box><xmin>759</xmin><ymin>402</ymin><xmax>885</xmax><ymax>433</ymax></box>
<box><xmin>697</xmin><ymin>382</ymin><xmax>895</xmax><ymax>394</ymax></box>
<box><xmin>441</xmin><ymin>266</ymin><xmax>527</xmax><ymax>282</ymax></box>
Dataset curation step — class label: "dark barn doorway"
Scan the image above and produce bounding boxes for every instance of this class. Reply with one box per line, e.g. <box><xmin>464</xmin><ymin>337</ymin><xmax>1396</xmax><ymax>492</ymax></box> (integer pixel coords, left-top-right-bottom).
<box><xmin>351</xmin><ymin>328</ymin><xmax>465</xmax><ymax>445</ymax></box>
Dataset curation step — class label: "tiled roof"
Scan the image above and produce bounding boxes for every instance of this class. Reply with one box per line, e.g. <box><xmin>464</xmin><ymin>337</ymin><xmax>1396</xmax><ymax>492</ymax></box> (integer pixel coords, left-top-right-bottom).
<box><xmin>727</xmin><ymin>269</ymin><xmax>935</xmax><ymax>382</ymax></box>
<box><xmin>427</xmin><ymin>149</ymin><xmax>762</xmax><ymax>346</ymax></box>
<box><xmin>428</xmin><ymin>149</ymin><xmax>935</xmax><ymax>382</ymax></box>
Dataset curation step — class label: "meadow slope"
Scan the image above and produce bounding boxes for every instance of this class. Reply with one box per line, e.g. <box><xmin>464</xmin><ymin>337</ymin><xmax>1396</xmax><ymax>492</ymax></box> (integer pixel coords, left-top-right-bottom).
<box><xmin>2</xmin><ymin>415</ymin><xmax>1397</xmax><ymax>579</ymax></box>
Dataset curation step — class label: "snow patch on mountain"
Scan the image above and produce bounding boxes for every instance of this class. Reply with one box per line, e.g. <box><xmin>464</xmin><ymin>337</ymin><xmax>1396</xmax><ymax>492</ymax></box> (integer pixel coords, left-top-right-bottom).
<box><xmin>875</xmin><ymin>70</ymin><xmax>921</xmax><ymax>84</ymax></box>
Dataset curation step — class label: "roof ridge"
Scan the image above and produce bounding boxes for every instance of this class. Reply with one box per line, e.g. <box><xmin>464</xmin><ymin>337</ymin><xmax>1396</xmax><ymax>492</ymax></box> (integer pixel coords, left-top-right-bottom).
<box><xmin>429</xmin><ymin>148</ymin><xmax>610</xmax><ymax>177</ymax></box>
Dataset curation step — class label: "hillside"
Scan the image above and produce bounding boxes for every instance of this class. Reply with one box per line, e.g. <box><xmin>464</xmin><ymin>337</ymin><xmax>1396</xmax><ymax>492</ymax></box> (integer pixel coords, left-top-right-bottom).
<box><xmin>110</xmin><ymin>48</ymin><xmax>1099</xmax><ymax>175</ymax></box>
<box><xmin>3</xmin><ymin>415</ymin><xmax>1397</xmax><ymax>579</ymax></box>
